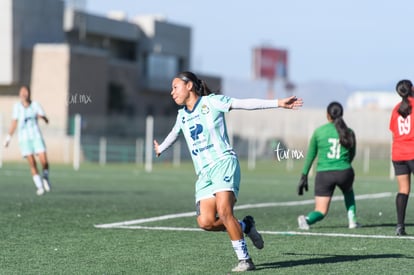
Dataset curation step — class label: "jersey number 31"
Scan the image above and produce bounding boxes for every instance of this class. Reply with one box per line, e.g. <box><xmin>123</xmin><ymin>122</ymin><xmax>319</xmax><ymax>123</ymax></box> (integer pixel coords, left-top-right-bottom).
<box><xmin>327</xmin><ymin>138</ymin><xmax>340</xmax><ymax>159</ymax></box>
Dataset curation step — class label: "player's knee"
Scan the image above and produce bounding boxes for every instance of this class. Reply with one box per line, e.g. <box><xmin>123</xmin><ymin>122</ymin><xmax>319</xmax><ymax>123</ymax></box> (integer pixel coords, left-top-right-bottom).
<box><xmin>197</xmin><ymin>216</ymin><xmax>215</xmax><ymax>231</ymax></box>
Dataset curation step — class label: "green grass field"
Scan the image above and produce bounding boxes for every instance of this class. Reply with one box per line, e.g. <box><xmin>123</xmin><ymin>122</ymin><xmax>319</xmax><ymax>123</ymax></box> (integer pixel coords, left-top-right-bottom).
<box><xmin>0</xmin><ymin>158</ymin><xmax>412</xmax><ymax>274</ymax></box>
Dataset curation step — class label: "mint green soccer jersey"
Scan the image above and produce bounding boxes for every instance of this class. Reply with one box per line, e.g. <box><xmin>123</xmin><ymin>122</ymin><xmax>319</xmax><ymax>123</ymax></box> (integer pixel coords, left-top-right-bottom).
<box><xmin>171</xmin><ymin>94</ymin><xmax>235</xmax><ymax>175</ymax></box>
<box><xmin>12</xmin><ymin>101</ymin><xmax>45</xmax><ymax>142</ymax></box>
<box><xmin>302</xmin><ymin>122</ymin><xmax>356</xmax><ymax>175</ymax></box>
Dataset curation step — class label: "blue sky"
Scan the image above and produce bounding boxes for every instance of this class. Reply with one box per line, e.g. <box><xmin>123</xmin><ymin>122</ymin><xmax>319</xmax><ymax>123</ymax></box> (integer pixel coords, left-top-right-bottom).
<box><xmin>86</xmin><ymin>0</ymin><xmax>413</xmax><ymax>89</ymax></box>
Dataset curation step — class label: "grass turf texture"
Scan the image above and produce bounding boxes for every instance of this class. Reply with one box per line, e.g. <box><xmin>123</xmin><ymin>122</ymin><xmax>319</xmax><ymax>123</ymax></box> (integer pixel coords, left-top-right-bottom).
<box><xmin>0</xmin><ymin>159</ymin><xmax>412</xmax><ymax>274</ymax></box>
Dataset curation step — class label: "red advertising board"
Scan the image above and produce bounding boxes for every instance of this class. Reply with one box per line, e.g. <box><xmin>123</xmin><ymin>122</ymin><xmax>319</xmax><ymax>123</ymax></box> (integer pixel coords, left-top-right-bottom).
<box><xmin>253</xmin><ymin>47</ymin><xmax>288</xmax><ymax>80</ymax></box>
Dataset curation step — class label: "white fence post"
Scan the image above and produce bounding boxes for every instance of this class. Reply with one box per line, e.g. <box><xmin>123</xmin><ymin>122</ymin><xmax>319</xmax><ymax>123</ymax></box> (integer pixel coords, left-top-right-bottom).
<box><xmin>363</xmin><ymin>147</ymin><xmax>370</xmax><ymax>174</ymax></box>
<box><xmin>73</xmin><ymin>114</ymin><xmax>81</xmax><ymax>171</ymax></box>
<box><xmin>145</xmin><ymin>116</ymin><xmax>154</xmax><ymax>172</ymax></box>
<box><xmin>248</xmin><ymin>137</ymin><xmax>256</xmax><ymax>170</ymax></box>
<box><xmin>389</xmin><ymin>142</ymin><xmax>394</xmax><ymax>180</ymax></box>
<box><xmin>0</xmin><ymin>113</ymin><xmax>2</xmax><ymax>168</ymax></box>
<box><xmin>99</xmin><ymin>137</ymin><xmax>107</xmax><ymax>166</ymax></box>
<box><xmin>173</xmin><ymin>140</ymin><xmax>181</xmax><ymax>167</ymax></box>
<box><xmin>135</xmin><ymin>138</ymin><xmax>144</xmax><ymax>165</ymax></box>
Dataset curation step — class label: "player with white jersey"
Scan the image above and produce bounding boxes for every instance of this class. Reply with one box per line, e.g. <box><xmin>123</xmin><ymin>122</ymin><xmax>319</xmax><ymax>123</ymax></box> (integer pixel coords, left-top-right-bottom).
<box><xmin>170</xmin><ymin>94</ymin><xmax>234</xmax><ymax>179</ymax></box>
<box><xmin>4</xmin><ymin>85</ymin><xmax>51</xmax><ymax>195</ymax></box>
<box><xmin>154</xmin><ymin>71</ymin><xmax>303</xmax><ymax>272</ymax></box>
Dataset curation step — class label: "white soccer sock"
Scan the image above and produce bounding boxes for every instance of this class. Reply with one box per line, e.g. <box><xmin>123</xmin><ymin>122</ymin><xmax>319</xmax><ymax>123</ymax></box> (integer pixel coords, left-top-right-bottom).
<box><xmin>32</xmin><ymin>174</ymin><xmax>43</xmax><ymax>190</ymax></box>
<box><xmin>348</xmin><ymin>209</ymin><xmax>356</xmax><ymax>223</ymax></box>
<box><xmin>231</xmin><ymin>239</ymin><xmax>250</xmax><ymax>260</ymax></box>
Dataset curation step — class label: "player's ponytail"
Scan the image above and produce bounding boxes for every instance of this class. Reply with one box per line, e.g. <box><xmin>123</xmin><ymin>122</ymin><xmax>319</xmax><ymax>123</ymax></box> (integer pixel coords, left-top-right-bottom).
<box><xmin>175</xmin><ymin>71</ymin><xmax>213</xmax><ymax>96</ymax></box>
<box><xmin>327</xmin><ymin>101</ymin><xmax>355</xmax><ymax>149</ymax></box>
<box><xmin>396</xmin><ymin>79</ymin><xmax>413</xmax><ymax>118</ymax></box>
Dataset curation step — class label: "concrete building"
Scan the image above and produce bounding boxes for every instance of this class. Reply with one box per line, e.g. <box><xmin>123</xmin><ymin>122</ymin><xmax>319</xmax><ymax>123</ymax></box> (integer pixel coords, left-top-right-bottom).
<box><xmin>346</xmin><ymin>91</ymin><xmax>400</xmax><ymax>110</ymax></box>
<box><xmin>0</xmin><ymin>0</ymin><xmax>220</xmax><ymax>162</ymax></box>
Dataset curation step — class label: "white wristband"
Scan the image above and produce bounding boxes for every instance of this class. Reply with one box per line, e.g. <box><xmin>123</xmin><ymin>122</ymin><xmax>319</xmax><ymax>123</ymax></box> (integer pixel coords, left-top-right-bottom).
<box><xmin>4</xmin><ymin>134</ymin><xmax>12</xmax><ymax>147</ymax></box>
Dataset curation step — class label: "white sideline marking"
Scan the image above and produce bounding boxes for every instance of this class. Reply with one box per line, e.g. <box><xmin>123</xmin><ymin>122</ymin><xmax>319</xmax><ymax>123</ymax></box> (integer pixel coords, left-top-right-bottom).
<box><xmin>94</xmin><ymin>212</ymin><xmax>196</xmax><ymax>228</ymax></box>
<box><xmin>115</xmin><ymin>225</ymin><xmax>203</xmax><ymax>231</ymax></box>
<box><xmin>94</xmin><ymin>192</ymin><xmax>392</xmax><ymax>229</ymax></box>
<box><xmin>233</xmin><ymin>192</ymin><xmax>393</xmax><ymax>210</ymax></box>
<box><xmin>100</xmin><ymin>225</ymin><xmax>414</xmax><ymax>240</ymax></box>
<box><xmin>95</xmin><ymin>192</ymin><xmax>414</xmax><ymax>240</ymax></box>
<box><xmin>261</xmin><ymin>231</ymin><xmax>414</xmax><ymax>240</ymax></box>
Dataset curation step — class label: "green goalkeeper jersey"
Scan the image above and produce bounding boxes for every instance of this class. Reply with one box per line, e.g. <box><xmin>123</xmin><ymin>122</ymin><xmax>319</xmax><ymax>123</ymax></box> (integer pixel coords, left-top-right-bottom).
<box><xmin>302</xmin><ymin>122</ymin><xmax>356</xmax><ymax>175</ymax></box>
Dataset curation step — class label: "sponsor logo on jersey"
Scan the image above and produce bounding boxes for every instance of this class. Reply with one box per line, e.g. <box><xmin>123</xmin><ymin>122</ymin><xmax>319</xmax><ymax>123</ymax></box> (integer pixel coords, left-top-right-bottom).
<box><xmin>191</xmin><ymin>144</ymin><xmax>214</xmax><ymax>156</ymax></box>
<box><xmin>190</xmin><ymin>124</ymin><xmax>203</xmax><ymax>141</ymax></box>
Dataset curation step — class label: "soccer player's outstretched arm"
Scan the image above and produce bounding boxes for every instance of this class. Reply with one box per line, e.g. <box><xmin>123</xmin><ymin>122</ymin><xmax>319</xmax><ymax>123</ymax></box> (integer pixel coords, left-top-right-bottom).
<box><xmin>230</xmin><ymin>96</ymin><xmax>303</xmax><ymax>110</ymax></box>
<box><xmin>154</xmin><ymin>129</ymin><xmax>179</xmax><ymax>157</ymax></box>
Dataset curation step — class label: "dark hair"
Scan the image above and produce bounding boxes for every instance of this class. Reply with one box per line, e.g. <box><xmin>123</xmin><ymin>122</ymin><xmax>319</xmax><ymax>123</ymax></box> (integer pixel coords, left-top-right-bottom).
<box><xmin>175</xmin><ymin>71</ymin><xmax>213</xmax><ymax>96</ymax></box>
<box><xmin>327</xmin><ymin>101</ymin><xmax>355</xmax><ymax>149</ymax></box>
<box><xmin>396</xmin><ymin>79</ymin><xmax>413</xmax><ymax>118</ymax></box>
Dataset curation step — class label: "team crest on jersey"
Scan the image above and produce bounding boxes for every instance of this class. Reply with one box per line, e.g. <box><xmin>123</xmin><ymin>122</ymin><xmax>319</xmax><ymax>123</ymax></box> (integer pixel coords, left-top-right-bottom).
<box><xmin>201</xmin><ymin>104</ymin><xmax>210</xmax><ymax>115</ymax></box>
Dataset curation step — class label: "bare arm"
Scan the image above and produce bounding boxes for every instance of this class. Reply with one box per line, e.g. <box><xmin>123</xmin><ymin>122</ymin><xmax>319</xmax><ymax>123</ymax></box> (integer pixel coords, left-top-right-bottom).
<box><xmin>4</xmin><ymin>120</ymin><xmax>17</xmax><ymax>147</ymax></box>
<box><xmin>38</xmin><ymin>115</ymin><xmax>49</xmax><ymax>124</ymax></box>
<box><xmin>8</xmin><ymin>119</ymin><xmax>17</xmax><ymax>136</ymax></box>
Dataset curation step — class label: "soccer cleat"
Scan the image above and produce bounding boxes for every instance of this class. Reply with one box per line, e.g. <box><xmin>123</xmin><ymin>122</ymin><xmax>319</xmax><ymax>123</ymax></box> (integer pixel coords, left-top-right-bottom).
<box><xmin>42</xmin><ymin>177</ymin><xmax>51</xmax><ymax>192</ymax></box>
<box><xmin>297</xmin><ymin>215</ymin><xmax>310</xmax><ymax>230</ymax></box>
<box><xmin>349</xmin><ymin>221</ymin><xmax>362</xmax><ymax>229</ymax></box>
<box><xmin>231</xmin><ymin>258</ymin><xmax>256</xmax><ymax>272</ymax></box>
<box><xmin>36</xmin><ymin>188</ymin><xmax>45</xmax><ymax>196</ymax></box>
<box><xmin>243</xmin><ymin>216</ymin><xmax>264</xmax><ymax>249</ymax></box>
<box><xmin>396</xmin><ymin>224</ymin><xmax>407</xmax><ymax>236</ymax></box>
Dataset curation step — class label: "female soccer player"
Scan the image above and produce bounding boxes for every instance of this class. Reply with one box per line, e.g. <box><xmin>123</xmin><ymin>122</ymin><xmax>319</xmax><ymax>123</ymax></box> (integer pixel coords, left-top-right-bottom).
<box><xmin>389</xmin><ymin>79</ymin><xmax>414</xmax><ymax>236</ymax></box>
<box><xmin>4</xmin><ymin>85</ymin><xmax>51</xmax><ymax>196</ymax></box>
<box><xmin>297</xmin><ymin>101</ymin><xmax>359</xmax><ymax>230</ymax></box>
<box><xmin>153</xmin><ymin>71</ymin><xmax>303</xmax><ymax>272</ymax></box>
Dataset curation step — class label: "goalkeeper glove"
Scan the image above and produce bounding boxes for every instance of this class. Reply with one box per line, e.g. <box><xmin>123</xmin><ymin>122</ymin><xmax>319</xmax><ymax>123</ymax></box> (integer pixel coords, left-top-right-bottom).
<box><xmin>297</xmin><ymin>174</ymin><xmax>308</xmax><ymax>196</ymax></box>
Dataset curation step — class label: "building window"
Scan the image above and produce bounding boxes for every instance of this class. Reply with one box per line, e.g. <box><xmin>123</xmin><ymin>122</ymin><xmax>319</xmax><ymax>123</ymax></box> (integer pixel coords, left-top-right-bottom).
<box><xmin>110</xmin><ymin>39</ymin><xmax>136</xmax><ymax>61</ymax></box>
<box><xmin>107</xmin><ymin>82</ymin><xmax>125</xmax><ymax>114</ymax></box>
<box><xmin>147</xmin><ymin>53</ymin><xmax>178</xmax><ymax>80</ymax></box>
